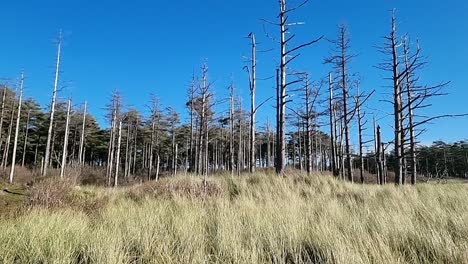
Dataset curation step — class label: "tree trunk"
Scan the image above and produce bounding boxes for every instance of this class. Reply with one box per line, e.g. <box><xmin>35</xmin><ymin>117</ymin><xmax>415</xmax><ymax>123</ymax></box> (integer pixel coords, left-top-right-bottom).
<box><xmin>249</xmin><ymin>33</ymin><xmax>257</xmax><ymax>173</ymax></box>
<box><xmin>60</xmin><ymin>99</ymin><xmax>71</xmax><ymax>178</ymax></box>
<box><xmin>277</xmin><ymin>0</ymin><xmax>287</xmax><ymax>176</ymax></box>
<box><xmin>21</xmin><ymin>109</ymin><xmax>31</xmax><ymax>167</ymax></box>
<box><xmin>2</xmin><ymin>93</ymin><xmax>16</xmax><ymax>171</ymax></box>
<box><xmin>78</xmin><ymin>101</ymin><xmax>87</xmax><ymax>165</ymax></box>
<box><xmin>114</xmin><ymin>120</ymin><xmax>122</xmax><ymax>187</ymax></box>
<box><xmin>0</xmin><ymin>87</ymin><xmax>7</xmax><ymax>155</ymax></box>
<box><xmin>390</xmin><ymin>13</ymin><xmax>403</xmax><ymax>185</ymax></box>
<box><xmin>328</xmin><ymin>73</ymin><xmax>337</xmax><ymax>176</ymax></box>
<box><xmin>43</xmin><ymin>31</ymin><xmax>62</xmax><ymax>176</ymax></box>
<box><xmin>8</xmin><ymin>72</ymin><xmax>24</xmax><ymax>183</ymax></box>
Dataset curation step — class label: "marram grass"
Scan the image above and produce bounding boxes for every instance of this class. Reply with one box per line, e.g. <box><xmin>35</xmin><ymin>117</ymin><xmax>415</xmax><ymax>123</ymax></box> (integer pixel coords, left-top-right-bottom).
<box><xmin>0</xmin><ymin>171</ymin><xmax>467</xmax><ymax>263</ymax></box>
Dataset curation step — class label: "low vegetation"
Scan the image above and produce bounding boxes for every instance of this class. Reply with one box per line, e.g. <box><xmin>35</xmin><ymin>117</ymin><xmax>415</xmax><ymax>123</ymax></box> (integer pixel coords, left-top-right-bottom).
<box><xmin>0</xmin><ymin>171</ymin><xmax>467</xmax><ymax>263</ymax></box>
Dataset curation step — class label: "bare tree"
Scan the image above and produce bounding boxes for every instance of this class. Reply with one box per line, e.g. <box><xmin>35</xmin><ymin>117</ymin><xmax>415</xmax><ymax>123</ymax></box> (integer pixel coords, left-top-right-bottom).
<box><xmin>78</xmin><ymin>101</ymin><xmax>87</xmax><ymax>165</ymax></box>
<box><xmin>325</xmin><ymin>25</ymin><xmax>355</xmax><ymax>182</ymax></box>
<box><xmin>247</xmin><ymin>32</ymin><xmax>257</xmax><ymax>173</ymax></box>
<box><xmin>2</xmin><ymin>88</ymin><xmax>17</xmax><ymax>171</ymax></box>
<box><xmin>43</xmin><ymin>31</ymin><xmax>62</xmax><ymax>176</ymax></box>
<box><xmin>328</xmin><ymin>73</ymin><xmax>338</xmax><ymax>176</ymax></box>
<box><xmin>114</xmin><ymin>120</ymin><xmax>122</xmax><ymax>186</ymax></box>
<box><xmin>229</xmin><ymin>83</ymin><xmax>235</xmax><ymax>175</ymax></box>
<box><xmin>106</xmin><ymin>92</ymin><xmax>121</xmax><ymax>186</ymax></box>
<box><xmin>0</xmin><ymin>86</ymin><xmax>7</xmax><ymax>154</ymax></box>
<box><xmin>272</xmin><ymin>0</ymin><xmax>322</xmax><ymax>175</ymax></box>
<box><xmin>60</xmin><ymin>99</ymin><xmax>71</xmax><ymax>178</ymax></box>
<box><xmin>8</xmin><ymin>72</ymin><xmax>24</xmax><ymax>183</ymax></box>
<box><xmin>21</xmin><ymin>109</ymin><xmax>31</xmax><ymax>167</ymax></box>
<box><xmin>289</xmin><ymin>74</ymin><xmax>321</xmax><ymax>175</ymax></box>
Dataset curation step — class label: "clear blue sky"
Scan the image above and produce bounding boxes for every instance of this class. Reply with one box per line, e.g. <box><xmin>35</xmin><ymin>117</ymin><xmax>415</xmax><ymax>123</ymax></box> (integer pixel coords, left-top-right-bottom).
<box><xmin>1</xmin><ymin>0</ymin><xmax>467</xmax><ymax>148</ymax></box>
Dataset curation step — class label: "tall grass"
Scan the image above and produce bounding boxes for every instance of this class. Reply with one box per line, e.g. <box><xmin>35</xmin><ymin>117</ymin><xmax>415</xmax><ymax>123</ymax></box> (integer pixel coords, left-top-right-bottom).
<box><xmin>0</xmin><ymin>171</ymin><xmax>467</xmax><ymax>263</ymax></box>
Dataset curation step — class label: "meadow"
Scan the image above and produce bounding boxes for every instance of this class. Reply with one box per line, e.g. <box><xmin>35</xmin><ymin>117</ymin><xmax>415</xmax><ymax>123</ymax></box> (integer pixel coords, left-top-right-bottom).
<box><xmin>0</xmin><ymin>171</ymin><xmax>467</xmax><ymax>264</ymax></box>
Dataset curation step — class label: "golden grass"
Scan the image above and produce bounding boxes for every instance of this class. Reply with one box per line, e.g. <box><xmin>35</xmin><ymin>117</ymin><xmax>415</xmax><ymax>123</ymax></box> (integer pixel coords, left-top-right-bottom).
<box><xmin>0</xmin><ymin>171</ymin><xmax>467</xmax><ymax>263</ymax></box>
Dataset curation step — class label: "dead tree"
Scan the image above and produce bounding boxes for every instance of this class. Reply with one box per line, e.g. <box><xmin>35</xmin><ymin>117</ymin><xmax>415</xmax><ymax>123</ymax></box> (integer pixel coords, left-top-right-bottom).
<box><xmin>60</xmin><ymin>99</ymin><xmax>71</xmax><ymax>178</ymax></box>
<box><xmin>229</xmin><ymin>83</ymin><xmax>235</xmax><ymax>175</ymax></box>
<box><xmin>21</xmin><ymin>109</ymin><xmax>31</xmax><ymax>167</ymax></box>
<box><xmin>271</xmin><ymin>0</ymin><xmax>322</xmax><ymax>175</ymax></box>
<box><xmin>114</xmin><ymin>120</ymin><xmax>122</xmax><ymax>186</ymax></box>
<box><xmin>196</xmin><ymin>63</ymin><xmax>214</xmax><ymax>178</ymax></box>
<box><xmin>106</xmin><ymin>92</ymin><xmax>121</xmax><ymax>186</ymax></box>
<box><xmin>325</xmin><ymin>25</ymin><xmax>355</xmax><ymax>182</ymax></box>
<box><xmin>247</xmin><ymin>32</ymin><xmax>257</xmax><ymax>173</ymax></box>
<box><xmin>289</xmin><ymin>74</ymin><xmax>320</xmax><ymax>175</ymax></box>
<box><xmin>43</xmin><ymin>31</ymin><xmax>62</xmax><ymax>176</ymax></box>
<box><xmin>2</xmin><ymin>89</ymin><xmax>16</xmax><ymax>171</ymax></box>
<box><xmin>8</xmin><ymin>72</ymin><xmax>24</xmax><ymax>183</ymax></box>
<box><xmin>373</xmin><ymin>116</ymin><xmax>381</xmax><ymax>183</ymax></box>
<box><xmin>187</xmin><ymin>74</ymin><xmax>196</xmax><ymax>172</ymax></box>
<box><xmin>148</xmin><ymin>96</ymin><xmax>161</xmax><ymax>180</ymax></box>
<box><xmin>328</xmin><ymin>73</ymin><xmax>338</xmax><ymax>176</ymax></box>
<box><xmin>78</xmin><ymin>101</ymin><xmax>87</xmax><ymax>165</ymax></box>
<box><xmin>0</xmin><ymin>87</ymin><xmax>6</xmax><ymax>153</ymax></box>
<box><xmin>265</xmin><ymin>119</ymin><xmax>272</xmax><ymax>167</ymax></box>
<box><xmin>167</xmin><ymin>107</ymin><xmax>179</xmax><ymax>176</ymax></box>
<box><xmin>380</xmin><ymin>11</ymin><xmax>404</xmax><ymax>185</ymax></box>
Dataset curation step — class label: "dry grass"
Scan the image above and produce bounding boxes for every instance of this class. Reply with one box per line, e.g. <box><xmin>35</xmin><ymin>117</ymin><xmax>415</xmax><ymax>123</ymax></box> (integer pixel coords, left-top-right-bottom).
<box><xmin>0</xmin><ymin>171</ymin><xmax>467</xmax><ymax>263</ymax></box>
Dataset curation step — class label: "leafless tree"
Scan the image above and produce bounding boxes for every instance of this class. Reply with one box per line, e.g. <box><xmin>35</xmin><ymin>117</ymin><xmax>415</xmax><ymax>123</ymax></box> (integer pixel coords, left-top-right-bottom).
<box><xmin>60</xmin><ymin>99</ymin><xmax>71</xmax><ymax>178</ymax></box>
<box><xmin>325</xmin><ymin>25</ymin><xmax>355</xmax><ymax>182</ymax></box>
<box><xmin>43</xmin><ymin>31</ymin><xmax>63</xmax><ymax>176</ymax></box>
<box><xmin>269</xmin><ymin>0</ymin><xmax>322</xmax><ymax>175</ymax></box>
<box><xmin>8</xmin><ymin>72</ymin><xmax>24</xmax><ymax>183</ymax></box>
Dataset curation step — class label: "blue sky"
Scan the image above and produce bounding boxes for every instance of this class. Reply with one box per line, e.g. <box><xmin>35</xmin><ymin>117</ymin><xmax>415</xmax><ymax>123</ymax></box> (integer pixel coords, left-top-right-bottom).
<box><xmin>0</xmin><ymin>0</ymin><xmax>467</xmax><ymax>148</ymax></box>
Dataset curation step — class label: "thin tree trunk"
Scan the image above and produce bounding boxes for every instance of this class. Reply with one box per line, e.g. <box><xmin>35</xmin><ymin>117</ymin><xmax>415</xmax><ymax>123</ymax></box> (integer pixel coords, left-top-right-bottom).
<box><xmin>107</xmin><ymin>109</ymin><xmax>116</xmax><ymax>186</ymax></box>
<box><xmin>78</xmin><ymin>101</ymin><xmax>87</xmax><ymax>165</ymax></box>
<box><xmin>148</xmin><ymin>121</ymin><xmax>155</xmax><ymax>180</ymax></box>
<box><xmin>390</xmin><ymin>13</ymin><xmax>403</xmax><ymax>185</ymax></box>
<box><xmin>60</xmin><ymin>99</ymin><xmax>71</xmax><ymax>178</ymax></box>
<box><xmin>0</xmin><ymin>87</ymin><xmax>7</xmax><ymax>154</ymax></box>
<box><xmin>277</xmin><ymin>0</ymin><xmax>287</xmax><ymax>176</ymax></box>
<box><xmin>43</xmin><ymin>31</ymin><xmax>62</xmax><ymax>176</ymax></box>
<box><xmin>21</xmin><ymin>109</ymin><xmax>31</xmax><ymax>167</ymax></box>
<box><xmin>8</xmin><ymin>72</ymin><xmax>24</xmax><ymax>183</ymax></box>
<box><xmin>2</xmin><ymin>93</ymin><xmax>16</xmax><ymax>171</ymax></box>
<box><xmin>249</xmin><ymin>33</ymin><xmax>257</xmax><ymax>173</ymax></box>
<box><xmin>114</xmin><ymin>120</ymin><xmax>122</xmax><ymax>187</ymax></box>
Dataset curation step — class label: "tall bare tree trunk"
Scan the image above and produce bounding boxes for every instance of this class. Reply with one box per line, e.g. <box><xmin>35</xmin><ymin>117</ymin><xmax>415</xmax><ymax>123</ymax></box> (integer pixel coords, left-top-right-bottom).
<box><xmin>60</xmin><ymin>99</ymin><xmax>71</xmax><ymax>178</ymax></box>
<box><xmin>8</xmin><ymin>72</ymin><xmax>24</xmax><ymax>183</ymax></box>
<box><xmin>124</xmin><ymin>123</ymin><xmax>130</xmax><ymax>178</ymax></box>
<box><xmin>107</xmin><ymin>107</ymin><xmax>117</xmax><ymax>186</ymax></box>
<box><xmin>248</xmin><ymin>33</ymin><xmax>257</xmax><ymax>173</ymax></box>
<box><xmin>229</xmin><ymin>84</ymin><xmax>235</xmax><ymax>175</ymax></box>
<box><xmin>78</xmin><ymin>101</ymin><xmax>87</xmax><ymax>165</ymax></box>
<box><xmin>2</xmin><ymin>92</ymin><xmax>16</xmax><ymax>171</ymax></box>
<box><xmin>148</xmin><ymin>121</ymin><xmax>155</xmax><ymax>180</ymax></box>
<box><xmin>114</xmin><ymin>120</ymin><xmax>122</xmax><ymax>186</ymax></box>
<box><xmin>0</xmin><ymin>87</ymin><xmax>7</xmax><ymax>154</ymax></box>
<box><xmin>356</xmin><ymin>94</ymin><xmax>364</xmax><ymax>184</ymax></box>
<box><xmin>188</xmin><ymin>75</ymin><xmax>195</xmax><ymax>172</ymax></box>
<box><xmin>237</xmin><ymin>101</ymin><xmax>243</xmax><ymax>176</ymax></box>
<box><xmin>266</xmin><ymin>119</ymin><xmax>271</xmax><ymax>168</ymax></box>
<box><xmin>328</xmin><ymin>73</ymin><xmax>337</xmax><ymax>176</ymax></box>
<box><xmin>390</xmin><ymin>13</ymin><xmax>403</xmax><ymax>185</ymax></box>
<box><xmin>403</xmin><ymin>41</ymin><xmax>417</xmax><ymax>185</ymax></box>
<box><xmin>21</xmin><ymin>109</ymin><xmax>31</xmax><ymax>167</ymax></box>
<box><xmin>373</xmin><ymin>116</ymin><xmax>380</xmax><ymax>182</ymax></box>
<box><xmin>338</xmin><ymin>28</ymin><xmax>353</xmax><ymax>182</ymax></box>
<box><xmin>276</xmin><ymin>0</ymin><xmax>287</xmax><ymax>176</ymax></box>
<box><xmin>43</xmin><ymin>31</ymin><xmax>62</xmax><ymax>176</ymax></box>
